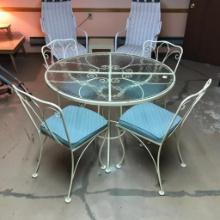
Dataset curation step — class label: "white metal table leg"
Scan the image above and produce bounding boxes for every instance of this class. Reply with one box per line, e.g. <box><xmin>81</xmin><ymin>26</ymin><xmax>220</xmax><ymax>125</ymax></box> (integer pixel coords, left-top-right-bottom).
<box><xmin>105</xmin><ymin>109</ymin><xmax>111</xmax><ymax>173</ymax></box>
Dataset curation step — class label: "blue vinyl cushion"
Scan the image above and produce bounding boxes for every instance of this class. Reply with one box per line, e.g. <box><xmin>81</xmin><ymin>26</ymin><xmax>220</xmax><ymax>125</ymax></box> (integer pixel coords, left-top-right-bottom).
<box><xmin>119</xmin><ymin>102</ymin><xmax>181</xmax><ymax>143</ymax></box>
<box><xmin>40</xmin><ymin>106</ymin><xmax>107</xmax><ymax>149</ymax></box>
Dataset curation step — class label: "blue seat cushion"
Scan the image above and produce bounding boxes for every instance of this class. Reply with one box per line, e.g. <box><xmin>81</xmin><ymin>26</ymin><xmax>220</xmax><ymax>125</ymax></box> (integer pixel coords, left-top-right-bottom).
<box><xmin>40</xmin><ymin>106</ymin><xmax>107</xmax><ymax>149</ymax></box>
<box><xmin>119</xmin><ymin>102</ymin><xmax>182</xmax><ymax>143</ymax></box>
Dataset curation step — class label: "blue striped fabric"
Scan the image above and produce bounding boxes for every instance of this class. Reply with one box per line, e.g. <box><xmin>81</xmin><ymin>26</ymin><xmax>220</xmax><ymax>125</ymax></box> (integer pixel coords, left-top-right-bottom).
<box><xmin>119</xmin><ymin>102</ymin><xmax>181</xmax><ymax>143</ymax></box>
<box><xmin>126</xmin><ymin>1</ymin><xmax>161</xmax><ymax>46</ymax></box>
<box><xmin>40</xmin><ymin>106</ymin><xmax>107</xmax><ymax>149</ymax></box>
<box><xmin>41</xmin><ymin>0</ymin><xmax>77</xmax><ymax>42</ymax></box>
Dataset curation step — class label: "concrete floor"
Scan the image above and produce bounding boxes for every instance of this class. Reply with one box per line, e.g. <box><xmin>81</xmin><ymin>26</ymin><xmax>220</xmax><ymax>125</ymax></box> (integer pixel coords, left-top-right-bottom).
<box><xmin>0</xmin><ymin>54</ymin><xmax>220</xmax><ymax>219</ymax></box>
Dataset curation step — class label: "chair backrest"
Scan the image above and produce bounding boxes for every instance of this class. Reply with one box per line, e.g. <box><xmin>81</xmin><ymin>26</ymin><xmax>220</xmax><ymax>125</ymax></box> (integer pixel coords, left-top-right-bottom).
<box><xmin>125</xmin><ymin>0</ymin><xmax>161</xmax><ymax>46</ymax></box>
<box><xmin>41</xmin><ymin>0</ymin><xmax>77</xmax><ymax>43</ymax></box>
<box><xmin>12</xmin><ymin>85</ymin><xmax>71</xmax><ymax>146</ymax></box>
<box><xmin>143</xmin><ymin>40</ymin><xmax>183</xmax><ymax>73</ymax></box>
<box><xmin>162</xmin><ymin>79</ymin><xmax>212</xmax><ymax>143</ymax></box>
<box><xmin>41</xmin><ymin>38</ymin><xmax>78</xmax><ymax>68</ymax></box>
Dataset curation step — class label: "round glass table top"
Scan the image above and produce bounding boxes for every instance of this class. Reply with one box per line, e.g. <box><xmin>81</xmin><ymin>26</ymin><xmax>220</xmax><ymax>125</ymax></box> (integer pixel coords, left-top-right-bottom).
<box><xmin>45</xmin><ymin>52</ymin><xmax>175</xmax><ymax>106</ymax></box>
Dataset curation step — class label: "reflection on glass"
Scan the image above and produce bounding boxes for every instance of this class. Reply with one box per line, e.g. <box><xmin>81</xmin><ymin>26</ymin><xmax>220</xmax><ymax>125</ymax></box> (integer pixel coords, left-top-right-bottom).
<box><xmin>46</xmin><ymin>53</ymin><xmax>174</xmax><ymax>104</ymax></box>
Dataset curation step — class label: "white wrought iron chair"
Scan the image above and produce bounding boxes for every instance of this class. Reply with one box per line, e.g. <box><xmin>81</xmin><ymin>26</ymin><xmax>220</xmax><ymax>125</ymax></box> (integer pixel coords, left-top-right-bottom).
<box><xmin>117</xmin><ymin>79</ymin><xmax>212</xmax><ymax>195</ymax></box>
<box><xmin>41</xmin><ymin>0</ymin><xmax>88</xmax><ymax>61</ymax></box>
<box><xmin>12</xmin><ymin>85</ymin><xmax>107</xmax><ymax>203</ymax></box>
<box><xmin>142</xmin><ymin>40</ymin><xmax>183</xmax><ymax>107</ymax></box>
<box><xmin>142</xmin><ymin>40</ymin><xmax>183</xmax><ymax>72</ymax></box>
<box><xmin>41</xmin><ymin>38</ymin><xmax>78</xmax><ymax>69</ymax></box>
<box><xmin>115</xmin><ymin>0</ymin><xmax>161</xmax><ymax>56</ymax></box>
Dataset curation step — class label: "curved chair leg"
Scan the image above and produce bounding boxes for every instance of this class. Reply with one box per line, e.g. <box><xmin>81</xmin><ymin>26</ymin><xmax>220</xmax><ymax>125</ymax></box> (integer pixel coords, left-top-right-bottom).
<box><xmin>105</xmin><ymin>126</ymin><xmax>111</xmax><ymax>173</ymax></box>
<box><xmin>164</xmin><ymin>96</ymin><xmax>168</xmax><ymax>108</ymax></box>
<box><xmin>129</xmin><ymin>132</ymin><xmax>157</xmax><ymax>169</ymax></box>
<box><xmin>65</xmin><ymin>151</ymin><xmax>75</xmax><ymax>203</ymax></box>
<box><xmin>156</xmin><ymin>145</ymin><xmax>165</xmax><ymax>196</ymax></box>
<box><xmin>116</xmin><ymin>127</ymin><xmax>125</xmax><ymax>169</ymax></box>
<box><xmin>98</xmin><ymin>132</ymin><xmax>107</xmax><ymax>169</ymax></box>
<box><xmin>65</xmin><ymin>137</ymin><xmax>97</xmax><ymax>203</ymax></box>
<box><xmin>57</xmin><ymin>94</ymin><xmax>61</xmax><ymax>106</ymax></box>
<box><xmin>32</xmin><ymin>134</ymin><xmax>45</xmax><ymax>178</ymax></box>
<box><xmin>176</xmin><ymin>134</ymin><xmax>187</xmax><ymax>168</ymax></box>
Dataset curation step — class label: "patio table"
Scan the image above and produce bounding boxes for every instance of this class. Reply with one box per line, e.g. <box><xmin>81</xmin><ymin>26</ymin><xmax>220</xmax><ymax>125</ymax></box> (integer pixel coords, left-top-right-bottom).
<box><xmin>45</xmin><ymin>52</ymin><xmax>175</xmax><ymax>172</ymax></box>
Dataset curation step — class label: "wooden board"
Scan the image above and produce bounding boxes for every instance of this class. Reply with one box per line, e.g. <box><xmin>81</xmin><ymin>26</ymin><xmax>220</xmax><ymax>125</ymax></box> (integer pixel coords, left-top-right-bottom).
<box><xmin>0</xmin><ymin>32</ymin><xmax>25</xmax><ymax>54</ymax></box>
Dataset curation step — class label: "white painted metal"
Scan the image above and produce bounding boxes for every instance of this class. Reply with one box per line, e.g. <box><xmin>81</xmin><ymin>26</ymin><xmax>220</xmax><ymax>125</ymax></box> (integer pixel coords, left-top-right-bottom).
<box><xmin>142</xmin><ymin>40</ymin><xmax>183</xmax><ymax>73</ymax></box>
<box><xmin>117</xmin><ymin>79</ymin><xmax>212</xmax><ymax>195</ymax></box>
<box><xmin>45</xmin><ymin>52</ymin><xmax>175</xmax><ymax>173</ymax></box>
<box><xmin>41</xmin><ymin>38</ymin><xmax>79</xmax><ymax>69</ymax></box>
<box><xmin>12</xmin><ymin>85</ymin><xmax>107</xmax><ymax>203</ymax></box>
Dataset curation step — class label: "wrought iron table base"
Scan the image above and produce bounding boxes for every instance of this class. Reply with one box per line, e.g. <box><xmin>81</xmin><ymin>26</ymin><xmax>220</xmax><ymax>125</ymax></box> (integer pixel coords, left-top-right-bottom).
<box><xmin>98</xmin><ymin>110</ymin><xmax>125</xmax><ymax>173</ymax></box>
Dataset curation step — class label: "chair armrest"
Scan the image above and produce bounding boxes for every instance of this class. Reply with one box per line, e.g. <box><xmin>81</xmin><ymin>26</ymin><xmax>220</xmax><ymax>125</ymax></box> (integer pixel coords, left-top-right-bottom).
<box><xmin>76</xmin><ymin>27</ymin><xmax>88</xmax><ymax>52</ymax></box>
<box><xmin>153</xmin><ymin>21</ymin><xmax>162</xmax><ymax>41</ymax></box>
<box><xmin>114</xmin><ymin>28</ymin><xmax>127</xmax><ymax>51</ymax></box>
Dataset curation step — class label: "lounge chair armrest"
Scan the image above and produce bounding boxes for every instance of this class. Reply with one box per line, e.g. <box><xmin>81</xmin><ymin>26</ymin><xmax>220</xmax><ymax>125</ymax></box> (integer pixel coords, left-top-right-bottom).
<box><xmin>153</xmin><ymin>21</ymin><xmax>162</xmax><ymax>41</ymax></box>
<box><xmin>114</xmin><ymin>28</ymin><xmax>127</xmax><ymax>51</ymax></box>
<box><xmin>76</xmin><ymin>27</ymin><xmax>88</xmax><ymax>51</ymax></box>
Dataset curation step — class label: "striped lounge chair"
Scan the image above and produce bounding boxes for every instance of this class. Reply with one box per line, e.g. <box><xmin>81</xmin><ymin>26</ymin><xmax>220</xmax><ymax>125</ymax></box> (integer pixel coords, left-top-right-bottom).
<box><xmin>40</xmin><ymin>0</ymin><xmax>88</xmax><ymax>60</ymax></box>
<box><xmin>115</xmin><ymin>0</ymin><xmax>161</xmax><ymax>57</ymax></box>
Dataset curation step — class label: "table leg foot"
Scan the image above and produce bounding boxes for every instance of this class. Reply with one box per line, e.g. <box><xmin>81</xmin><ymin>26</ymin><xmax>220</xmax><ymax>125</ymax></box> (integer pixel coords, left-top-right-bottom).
<box><xmin>105</xmin><ymin>167</ymin><xmax>111</xmax><ymax>174</ymax></box>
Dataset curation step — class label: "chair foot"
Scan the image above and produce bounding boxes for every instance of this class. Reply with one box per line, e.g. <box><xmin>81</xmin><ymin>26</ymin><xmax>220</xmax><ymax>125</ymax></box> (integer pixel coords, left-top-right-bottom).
<box><xmin>158</xmin><ymin>190</ymin><xmax>165</xmax><ymax>196</ymax></box>
<box><xmin>100</xmin><ymin>165</ymin><xmax>106</xmax><ymax>170</ymax></box>
<box><xmin>65</xmin><ymin>197</ymin><xmax>72</xmax><ymax>204</ymax></box>
<box><xmin>180</xmin><ymin>162</ymin><xmax>187</xmax><ymax>168</ymax></box>
<box><xmin>32</xmin><ymin>173</ymin><xmax>38</xmax><ymax>178</ymax></box>
<box><xmin>116</xmin><ymin>163</ymin><xmax>122</xmax><ymax>169</ymax></box>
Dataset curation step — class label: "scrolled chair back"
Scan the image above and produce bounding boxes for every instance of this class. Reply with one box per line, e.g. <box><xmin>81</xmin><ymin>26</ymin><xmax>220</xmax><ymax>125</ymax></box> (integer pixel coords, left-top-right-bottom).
<box><xmin>41</xmin><ymin>38</ymin><xmax>78</xmax><ymax>69</ymax></box>
<box><xmin>142</xmin><ymin>40</ymin><xmax>183</xmax><ymax>73</ymax></box>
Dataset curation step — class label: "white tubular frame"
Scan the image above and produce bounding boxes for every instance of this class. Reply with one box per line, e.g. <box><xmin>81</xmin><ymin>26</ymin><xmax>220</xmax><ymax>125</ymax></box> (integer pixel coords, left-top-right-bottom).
<box><xmin>114</xmin><ymin>17</ymin><xmax>129</xmax><ymax>51</ymax></box>
<box><xmin>12</xmin><ymin>85</ymin><xmax>107</xmax><ymax>204</ymax></box>
<box><xmin>114</xmin><ymin>28</ymin><xmax>127</xmax><ymax>52</ymax></box>
<box><xmin>41</xmin><ymin>38</ymin><xmax>78</xmax><ymax>69</ymax></box>
<box><xmin>142</xmin><ymin>40</ymin><xmax>183</xmax><ymax>73</ymax></box>
<box><xmin>118</xmin><ymin>79</ymin><xmax>212</xmax><ymax>195</ymax></box>
<box><xmin>76</xmin><ymin>27</ymin><xmax>89</xmax><ymax>52</ymax></box>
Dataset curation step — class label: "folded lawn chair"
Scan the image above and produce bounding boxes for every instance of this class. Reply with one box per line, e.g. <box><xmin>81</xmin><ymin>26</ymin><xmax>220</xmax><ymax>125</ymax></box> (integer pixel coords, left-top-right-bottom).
<box><xmin>0</xmin><ymin>65</ymin><xmax>29</xmax><ymax>99</ymax></box>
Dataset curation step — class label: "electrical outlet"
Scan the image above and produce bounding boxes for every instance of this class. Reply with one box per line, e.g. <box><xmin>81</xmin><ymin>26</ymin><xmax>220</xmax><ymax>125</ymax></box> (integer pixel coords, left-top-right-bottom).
<box><xmin>88</xmin><ymin>13</ymin><xmax>92</xmax><ymax>20</ymax></box>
